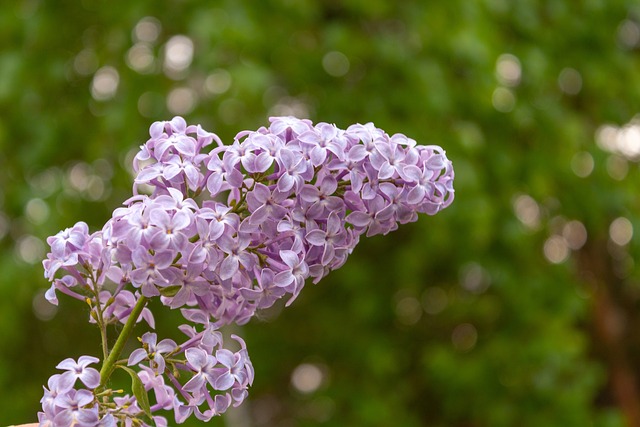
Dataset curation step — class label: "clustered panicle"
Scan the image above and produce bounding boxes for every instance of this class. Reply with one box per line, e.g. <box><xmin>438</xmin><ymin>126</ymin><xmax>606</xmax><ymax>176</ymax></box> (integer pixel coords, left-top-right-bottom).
<box><xmin>39</xmin><ymin>116</ymin><xmax>454</xmax><ymax>426</ymax></box>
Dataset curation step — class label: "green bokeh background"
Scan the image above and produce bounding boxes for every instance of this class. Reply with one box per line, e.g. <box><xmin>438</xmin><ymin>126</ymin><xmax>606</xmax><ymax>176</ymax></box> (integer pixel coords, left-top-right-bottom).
<box><xmin>2</xmin><ymin>1</ymin><xmax>640</xmax><ymax>426</ymax></box>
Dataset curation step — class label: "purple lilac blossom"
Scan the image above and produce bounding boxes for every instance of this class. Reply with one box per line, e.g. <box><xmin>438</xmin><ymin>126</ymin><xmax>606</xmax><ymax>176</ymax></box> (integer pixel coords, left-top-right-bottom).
<box><xmin>39</xmin><ymin>116</ymin><xmax>454</xmax><ymax>426</ymax></box>
<box><xmin>56</xmin><ymin>356</ymin><xmax>101</xmax><ymax>390</ymax></box>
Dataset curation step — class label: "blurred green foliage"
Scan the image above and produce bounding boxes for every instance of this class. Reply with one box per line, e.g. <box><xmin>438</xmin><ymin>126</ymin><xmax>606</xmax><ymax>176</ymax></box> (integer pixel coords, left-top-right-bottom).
<box><xmin>2</xmin><ymin>0</ymin><xmax>640</xmax><ymax>426</ymax></box>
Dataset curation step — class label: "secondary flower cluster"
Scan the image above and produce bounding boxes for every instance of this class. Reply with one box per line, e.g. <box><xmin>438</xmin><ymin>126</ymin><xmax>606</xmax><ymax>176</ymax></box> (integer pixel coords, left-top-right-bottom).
<box><xmin>39</xmin><ymin>116</ymin><xmax>454</xmax><ymax>426</ymax></box>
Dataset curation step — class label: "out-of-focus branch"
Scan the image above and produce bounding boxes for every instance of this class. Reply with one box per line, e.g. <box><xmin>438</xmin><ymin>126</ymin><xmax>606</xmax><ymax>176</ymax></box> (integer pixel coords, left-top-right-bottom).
<box><xmin>577</xmin><ymin>239</ymin><xmax>640</xmax><ymax>427</ymax></box>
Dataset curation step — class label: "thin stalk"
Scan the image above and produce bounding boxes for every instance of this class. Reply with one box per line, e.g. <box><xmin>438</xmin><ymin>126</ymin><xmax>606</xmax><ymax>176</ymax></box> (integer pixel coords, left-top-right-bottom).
<box><xmin>86</xmin><ymin>270</ymin><xmax>110</xmax><ymax>363</ymax></box>
<box><xmin>91</xmin><ymin>291</ymin><xmax>109</xmax><ymax>363</ymax></box>
<box><xmin>99</xmin><ymin>295</ymin><xmax>148</xmax><ymax>387</ymax></box>
<box><xmin>99</xmin><ymin>314</ymin><xmax>109</xmax><ymax>363</ymax></box>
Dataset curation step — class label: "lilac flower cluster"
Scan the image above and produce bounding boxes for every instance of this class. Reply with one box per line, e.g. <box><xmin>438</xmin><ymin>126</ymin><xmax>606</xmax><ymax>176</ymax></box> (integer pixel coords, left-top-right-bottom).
<box><xmin>39</xmin><ymin>116</ymin><xmax>454</xmax><ymax>426</ymax></box>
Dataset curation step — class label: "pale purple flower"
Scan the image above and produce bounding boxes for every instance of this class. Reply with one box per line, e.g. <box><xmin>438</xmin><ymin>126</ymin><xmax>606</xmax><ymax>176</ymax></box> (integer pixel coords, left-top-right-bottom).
<box><xmin>42</xmin><ymin>222</ymin><xmax>92</xmax><ymax>281</ymax></box>
<box><xmin>346</xmin><ymin>194</ymin><xmax>394</xmax><ymax>237</ymax></box>
<box><xmin>102</xmin><ymin>290</ymin><xmax>155</xmax><ymax>328</ymax></box>
<box><xmin>150</xmin><ymin>415</ymin><xmax>168</xmax><ymax>427</ymax></box>
<box><xmin>154</xmin><ymin>133</ymin><xmax>197</xmax><ymax>160</ymax></box>
<box><xmin>47</xmin><ymin>221</ymin><xmax>89</xmax><ymax>259</ymax></box>
<box><xmin>347</xmin><ymin>122</ymin><xmax>387</xmax><ymax>145</ymax></box>
<box><xmin>217</xmin><ymin>233</ymin><xmax>256</xmax><ymax>280</ymax></box>
<box><xmin>37</xmin><ymin>409</ymin><xmax>55</xmax><ymax>427</ymax></box>
<box><xmin>120</xmin><ymin>205</ymin><xmax>156</xmax><ymax>250</ymax></box>
<box><xmin>152</xmin><ymin>187</ymin><xmax>199</xmax><ymax>212</ymax></box>
<box><xmin>276</xmin><ymin>214</ymin><xmax>307</xmax><ymax>244</ymax></box>
<box><xmin>188</xmin><ymin>216</ymin><xmax>224</xmax><ymax>266</ymax></box>
<box><xmin>305</xmin><ymin>212</ymin><xmax>348</xmax><ymax>265</ymax></box>
<box><xmin>222</xmin><ymin>139</ymin><xmax>253</xmax><ymax>171</ymax></box>
<box><xmin>52</xmin><ymin>389</ymin><xmax>99</xmax><ymax>427</ymax></box>
<box><xmin>130</xmin><ymin>247</ymin><xmax>177</xmax><ymax>296</ymax></box>
<box><xmin>199</xmin><ymin>201</ymin><xmax>240</xmax><ymax>234</ymax></box>
<box><xmin>56</xmin><ymin>356</ymin><xmax>101</xmax><ymax>389</ymax></box>
<box><xmin>370</xmin><ymin>139</ymin><xmax>416</xmax><ymax>180</ymax></box>
<box><xmin>240</xmin><ymin>133</ymin><xmax>278</xmax><ymax>173</ymax></box>
<box><xmin>237</xmin><ymin>135</ymin><xmax>274</xmax><ymax>173</ymax></box>
<box><xmin>137</xmin><ymin>365</ymin><xmax>175</xmax><ymax>410</ymax></box>
<box><xmin>168</xmin><ymin>116</ymin><xmax>188</xmax><ymax>134</ymax></box>
<box><xmin>403</xmin><ymin>162</ymin><xmax>437</xmax><ymax>205</ymax></box>
<box><xmin>128</xmin><ymin>332</ymin><xmax>177</xmax><ymax>373</ymax></box>
<box><xmin>269</xmin><ymin>116</ymin><xmax>313</xmax><ymax>139</ymax></box>
<box><xmin>273</xmin><ymin>250</ymin><xmax>309</xmax><ymax>291</ymax></box>
<box><xmin>149</xmin><ymin>119</ymin><xmax>167</xmax><ymax>139</ymax></box>
<box><xmin>298</xmin><ymin>122</ymin><xmax>347</xmax><ymax>165</ymax></box>
<box><xmin>112</xmin><ymin>394</ymin><xmax>143</xmax><ymax>421</ymax></box>
<box><xmin>377</xmin><ymin>182</ymin><xmax>417</xmax><ymax>224</ymax></box>
<box><xmin>246</xmin><ymin>183</ymin><xmax>290</xmax><ymax>224</ymax></box>
<box><xmin>195</xmin><ymin>393</ymin><xmax>232</xmax><ymax>420</ymax></box>
<box><xmin>173</xmin><ymin>393</ymin><xmax>206</xmax><ymax>423</ymax></box>
<box><xmin>134</xmin><ymin>161</ymin><xmax>166</xmax><ymax>185</ymax></box>
<box><xmin>147</xmin><ymin>208</ymin><xmax>192</xmax><ymax>251</ymax></box>
<box><xmin>205</xmin><ymin>154</ymin><xmax>226</xmax><ymax>196</ymax></box>
<box><xmin>134</xmin><ymin>141</ymin><xmax>153</xmax><ymax>170</ymax></box>
<box><xmin>298</xmin><ymin>175</ymin><xmax>343</xmax><ymax>217</ymax></box>
<box><xmin>165</xmin><ymin>263</ymin><xmax>210</xmax><ymax>309</ymax></box>
<box><xmin>240</xmin><ymin>268</ymin><xmax>286</xmax><ymax>309</ymax></box>
<box><xmin>161</xmin><ymin>154</ymin><xmax>202</xmax><ymax>189</ymax></box>
<box><xmin>98</xmin><ymin>414</ymin><xmax>117</xmax><ymax>427</ymax></box>
<box><xmin>211</xmin><ymin>349</ymin><xmax>244</xmax><ymax>391</ymax></box>
<box><xmin>40</xmin><ymin>374</ymin><xmax>75</xmax><ymax>415</ymax></box>
<box><xmin>276</xmin><ymin>148</ymin><xmax>312</xmax><ymax>193</ymax></box>
<box><xmin>183</xmin><ymin>348</ymin><xmax>218</xmax><ymax>393</ymax></box>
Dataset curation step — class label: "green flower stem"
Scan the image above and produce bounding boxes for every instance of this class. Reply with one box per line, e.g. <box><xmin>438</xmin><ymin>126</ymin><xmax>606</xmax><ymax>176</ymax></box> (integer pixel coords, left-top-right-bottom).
<box><xmin>99</xmin><ymin>295</ymin><xmax>148</xmax><ymax>388</ymax></box>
